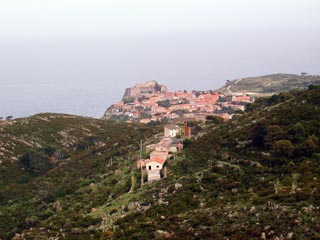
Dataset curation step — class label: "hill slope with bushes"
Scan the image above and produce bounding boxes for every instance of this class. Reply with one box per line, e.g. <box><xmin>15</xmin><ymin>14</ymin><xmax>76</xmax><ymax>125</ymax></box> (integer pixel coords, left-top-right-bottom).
<box><xmin>0</xmin><ymin>114</ymin><xmax>161</xmax><ymax>239</ymax></box>
<box><xmin>1</xmin><ymin>86</ymin><xmax>320</xmax><ymax>239</ymax></box>
<box><xmin>219</xmin><ymin>73</ymin><xmax>320</xmax><ymax>95</ymax></box>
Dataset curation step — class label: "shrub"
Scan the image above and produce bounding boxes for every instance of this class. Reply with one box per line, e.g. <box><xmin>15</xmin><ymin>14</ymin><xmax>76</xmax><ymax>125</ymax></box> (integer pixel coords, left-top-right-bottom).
<box><xmin>19</xmin><ymin>150</ymin><xmax>53</xmax><ymax>174</ymax></box>
<box><xmin>251</xmin><ymin>122</ymin><xmax>267</xmax><ymax>148</ymax></box>
<box><xmin>272</xmin><ymin>140</ymin><xmax>294</xmax><ymax>158</ymax></box>
<box><xmin>25</xmin><ymin>216</ymin><xmax>39</xmax><ymax>227</ymax></box>
<box><xmin>297</xmin><ymin>136</ymin><xmax>318</xmax><ymax>157</ymax></box>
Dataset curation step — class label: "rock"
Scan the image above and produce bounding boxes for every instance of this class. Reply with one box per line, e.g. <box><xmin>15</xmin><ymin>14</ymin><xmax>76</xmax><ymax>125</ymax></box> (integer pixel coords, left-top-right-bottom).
<box><xmin>267</xmin><ymin>231</ymin><xmax>275</xmax><ymax>237</ymax></box>
<box><xmin>174</xmin><ymin>183</ymin><xmax>182</xmax><ymax>190</ymax></box>
<box><xmin>12</xmin><ymin>234</ymin><xmax>21</xmax><ymax>240</ymax></box>
<box><xmin>53</xmin><ymin>201</ymin><xmax>62</xmax><ymax>212</ymax></box>
<box><xmin>231</xmin><ymin>188</ymin><xmax>238</xmax><ymax>193</ymax></box>
<box><xmin>71</xmin><ymin>228</ymin><xmax>81</xmax><ymax>234</ymax></box>
<box><xmin>154</xmin><ymin>230</ymin><xmax>172</xmax><ymax>239</ymax></box>
<box><xmin>287</xmin><ymin>232</ymin><xmax>294</xmax><ymax>239</ymax></box>
<box><xmin>157</xmin><ymin>199</ymin><xmax>169</xmax><ymax>205</ymax></box>
<box><xmin>128</xmin><ymin>202</ymin><xmax>135</xmax><ymax>211</ymax></box>
<box><xmin>91</xmin><ymin>208</ymin><xmax>97</xmax><ymax>212</ymax></box>
<box><xmin>261</xmin><ymin>232</ymin><xmax>266</xmax><ymax>240</ymax></box>
<box><xmin>114</xmin><ymin>170</ymin><xmax>121</xmax><ymax>175</ymax></box>
<box><xmin>88</xmin><ymin>225</ymin><xmax>96</xmax><ymax>231</ymax></box>
<box><xmin>160</xmin><ymin>188</ymin><xmax>168</xmax><ymax>194</ymax></box>
<box><xmin>250</xmin><ymin>206</ymin><xmax>256</xmax><ymax>213</ymax></box>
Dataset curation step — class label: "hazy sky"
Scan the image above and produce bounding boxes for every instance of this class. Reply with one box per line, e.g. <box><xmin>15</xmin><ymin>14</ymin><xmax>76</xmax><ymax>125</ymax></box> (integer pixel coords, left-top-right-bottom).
<box><xmin>0</xmin><ymin>0</ymin><xmax>319</xmax><ymax>117</ymax></box>
<box><xmin>1</xmin><ymin>0</ymin><xmax>320</xmax><ymax>38</ymax></box>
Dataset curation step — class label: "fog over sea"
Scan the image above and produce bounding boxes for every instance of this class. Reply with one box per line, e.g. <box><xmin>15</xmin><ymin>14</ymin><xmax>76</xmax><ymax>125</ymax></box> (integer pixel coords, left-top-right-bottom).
<box><xmin>1</xmin><ymin>31</ymin><xmax>319</xmax><ymax>118</ymax></box>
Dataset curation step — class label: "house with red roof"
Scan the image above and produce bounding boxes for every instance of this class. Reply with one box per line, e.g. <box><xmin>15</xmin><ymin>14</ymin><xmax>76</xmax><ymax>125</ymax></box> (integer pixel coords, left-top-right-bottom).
<box><xmin>145</xmin><ymin>157</ymin><xmax>166</xmax><ymax>181</ymax></box>
<box><xmin>150</xmin><ymin>150</ymin><xmax>169</xmax><ymax>162</ymax></box>
<box><xmin>145</xmin><ymin>157</ymin><xmax>165</xmax><ymax>171</ymax></box>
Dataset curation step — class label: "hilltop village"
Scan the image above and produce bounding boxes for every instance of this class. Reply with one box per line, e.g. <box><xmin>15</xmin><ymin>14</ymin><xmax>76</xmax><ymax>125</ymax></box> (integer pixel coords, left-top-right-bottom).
<box><xmin>104</xmin><ymin>80</ymin><xmax>255</xmax><ymax>183</ymax></box>
<box><xmin>103</xmin><ymin>80</ymin><xmax>254</xmax><ymax>123</ymax></box>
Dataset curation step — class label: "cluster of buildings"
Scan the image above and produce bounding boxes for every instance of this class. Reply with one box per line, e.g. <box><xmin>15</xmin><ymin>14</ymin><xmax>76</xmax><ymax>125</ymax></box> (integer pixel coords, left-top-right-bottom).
<box><xmin>104</xmin><ymin>80</ymin><xmax>254</xmax><ymax>123</ymax></box>
<box><xmin>137</xmin><ymin>124</ymin><xmax>188</xmax><ymax>182</ymax></box>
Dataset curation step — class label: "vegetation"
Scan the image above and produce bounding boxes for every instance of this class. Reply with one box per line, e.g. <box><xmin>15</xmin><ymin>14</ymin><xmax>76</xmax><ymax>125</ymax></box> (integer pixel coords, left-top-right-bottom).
<box><xmin>157</xmin><ymin>99</ymin><xmax>171</xmax><ymax>108</ymax></box>
<box><xmin>219</xmin><ymin>73</ymin><xmax>320</xmax><ymax>96</ymax></box>
<box><xmin>0</xmin><ymin>86</ymin><xmax>320</xmax><ymax>239</ymax></box>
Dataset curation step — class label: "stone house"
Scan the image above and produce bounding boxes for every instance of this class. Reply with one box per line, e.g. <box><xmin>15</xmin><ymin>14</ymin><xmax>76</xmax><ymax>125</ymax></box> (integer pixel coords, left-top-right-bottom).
<box><xmin>145</xmin><ymin>157</ymin><xmax>165</xmax><ymax>171</ymax></box>
<box><xmin>145</xmin><ymin>157</ymin><xmax>166</xmax><ymax>181</ymax></box>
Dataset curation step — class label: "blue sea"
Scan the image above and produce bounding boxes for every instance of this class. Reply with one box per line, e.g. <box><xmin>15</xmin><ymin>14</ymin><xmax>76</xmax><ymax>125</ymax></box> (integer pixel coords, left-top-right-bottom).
<box><xmin>0</xmin><ymin>82</ymin><xmax>122</xmax><ymax>119</ymax></box>
<box><xmin>1</xmin><ymin>31</ymin><xmax>319</xmax><ymax>118</ymax></box>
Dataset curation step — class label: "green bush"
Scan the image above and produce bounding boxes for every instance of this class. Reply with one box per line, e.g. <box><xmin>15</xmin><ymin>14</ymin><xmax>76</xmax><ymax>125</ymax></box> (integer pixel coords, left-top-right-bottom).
<box><xmin>19</xmin><ymin>150</ymin><xmax>53</xmax><ymax>174</ymax></box>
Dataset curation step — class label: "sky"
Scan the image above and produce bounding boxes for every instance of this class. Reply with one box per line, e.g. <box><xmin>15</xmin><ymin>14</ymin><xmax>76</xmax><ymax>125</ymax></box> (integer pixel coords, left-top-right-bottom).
<box><xmin>0</xmin><ymin>0</ymin><xmax>319</xmax><ymax>118</ymax></box>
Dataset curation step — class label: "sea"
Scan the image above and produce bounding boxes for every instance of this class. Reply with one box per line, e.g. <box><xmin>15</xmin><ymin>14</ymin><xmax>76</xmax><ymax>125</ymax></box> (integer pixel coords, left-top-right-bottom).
<box><xmin>1</xmin><ymin>31</ymin><xmax>319</xmax><ymax>119</ymax></box>
<box><xmin>0</xmin><ymin>81</ymin><xmax>123</xmax><ymax>119</ymax></box>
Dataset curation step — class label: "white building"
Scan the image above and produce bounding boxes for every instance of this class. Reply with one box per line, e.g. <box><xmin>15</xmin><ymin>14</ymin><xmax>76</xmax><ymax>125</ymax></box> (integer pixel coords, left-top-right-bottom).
<box><xmin>164</xmin><ymin>125</ymin><xmax>180</xmax><ymax>138</ymax></box>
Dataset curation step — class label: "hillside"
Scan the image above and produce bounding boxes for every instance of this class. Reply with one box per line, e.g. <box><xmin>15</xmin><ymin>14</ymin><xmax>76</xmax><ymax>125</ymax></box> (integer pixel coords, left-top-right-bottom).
<box><xmin>0</xmin><ymin>114</ymin><xmax>161</xmax><ymax>239</ymax></box>
<box><xmin>219</xmin><ymin>73</ymin><xmax>320</xmax><ymax>96</ymax></box>
<box><xmin>1</xmin><ymin>86</ymin><xmax>320</xmax><ymax>239</ymax></box>
<box><xmin>107</xmin><ymin>85</ymin><xmax>320</xmax><ymax>239</ymax></box>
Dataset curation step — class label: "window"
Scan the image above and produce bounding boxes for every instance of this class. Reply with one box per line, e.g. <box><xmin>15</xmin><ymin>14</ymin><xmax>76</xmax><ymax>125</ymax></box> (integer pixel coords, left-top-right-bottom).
<box><xmin>157</xmin><ymin>165</ymin><xmax>159</xmax><ymax>168</ymax></box>
<box><xmin>148</xmin><ymin>166</ymin><xmax>151</xmax><ymax>170</ymax></box>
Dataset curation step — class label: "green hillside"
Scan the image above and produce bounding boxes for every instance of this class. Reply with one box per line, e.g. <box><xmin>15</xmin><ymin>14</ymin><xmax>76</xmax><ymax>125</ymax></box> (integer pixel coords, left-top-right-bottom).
<box><xmin>219</xmin><ymin>73</ymin><xmax>320</xmax><ymax>96</ymax></box>
<box><xmin>108</xmin><ymin>85</ymin><xmax>320</xmax><ymax>239</ymax></box>
<box><xmin>0</xmin><ymin>114</ymin><xmax>161</xmax><ymax>239</ymax></box>
<box><xmin>1</xmin><ymin>86</ymin><xmax>320</xmax><ymax>239</ymax></box>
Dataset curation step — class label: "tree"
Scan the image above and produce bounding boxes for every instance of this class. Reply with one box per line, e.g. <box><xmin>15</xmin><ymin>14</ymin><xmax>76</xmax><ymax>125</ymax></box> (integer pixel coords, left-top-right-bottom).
<box><xmin>43</xmin><ymin>146</ymin><xmax>55</xmax><ymax>156</ymax></box>
<box><xmin>272</xmin><ymin>140</ymin><xmax>294</xmax><ymax>158</ymax></box>
<box><xmin>205</xmin><ymin>116</ymin><xmax>223</xmax><ymax>124</ymax></box>
<box><xmin>25</xmin><ymin>216</ymin><xmax>38</xmax><ymax>227</ymax></box>
<box><xmin>234</xmin><ymin>109</ymin><xmax>244</xmax><ymax>114</ymax></box>
<box><xmin>251</xmin><ymin>122</ymin><xmax>267</xmax><ymax>148</ymax></box>
<box><xmin>123</xmin><ymin>97</ymin><xmax>135</xmax><ymax>104</ymax></box>
<box><xmin>308</xmin><ymin>84</ymin><xmax>320</xmax><ymax>90</ymax></box>
<box><xmin>157</xmin><ymin>99</ymin><xmax>171</xmax><ymax>108</ymax></box>
<box><xmin>288</xmin><ymin>122</ymin><xmax>305</xmax><ymax>143</ymax></box>
<box><xmin>20</xmin><ymin>150</ymin><xmax>53</xmax><ymax>174</ymax></box>
<box><xmin>298</xmin><ymin>135</ymin><xmax>318</xmax><ymax>157</ymax></box>
<box><xmin>265</xmin><ymin>125</ymin><xmax>285</xmax><ymax>144</ymax></box>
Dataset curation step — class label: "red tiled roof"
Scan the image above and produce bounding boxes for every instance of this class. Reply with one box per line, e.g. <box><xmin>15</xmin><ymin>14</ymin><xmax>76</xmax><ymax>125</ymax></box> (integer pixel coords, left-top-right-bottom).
<box><xmin>146</xmin><ymin>157</ymin><xmax>165</xmax><ymax>165</ymax></box>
